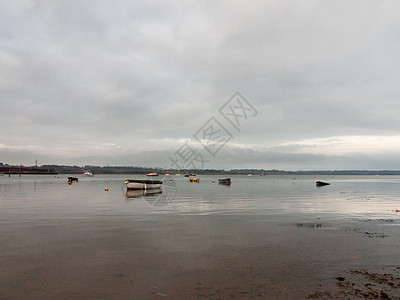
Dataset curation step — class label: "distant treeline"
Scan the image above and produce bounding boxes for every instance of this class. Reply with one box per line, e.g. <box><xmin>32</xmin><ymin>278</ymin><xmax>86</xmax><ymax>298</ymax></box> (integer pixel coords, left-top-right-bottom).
<box><xmin>0</xmin><ymin>166</ymin><xmax>57</xmax><ymax>175</ymax></box>
<box><xmin>229</xmin><ymin>169</ymin><xmax>400</xmax><ymax>175</ymax></box>
<box><xmin>2</xmin><ymin>163</ymin><xmax>400</xmax><ymax>175</ymax></box>
<box><xmin>42</xmin><ymin>165</ymin><xmax>400</xmax><ymax>175</ymax></box>
<box><xmin>42</xmin><ymin>165</ymin><xmax>161</xmax><ymax>175</ymax></box>
<box><xmin>41</xmin><ymin>165</ymin><xmax>229</xmax><ymax>175</ymax></box>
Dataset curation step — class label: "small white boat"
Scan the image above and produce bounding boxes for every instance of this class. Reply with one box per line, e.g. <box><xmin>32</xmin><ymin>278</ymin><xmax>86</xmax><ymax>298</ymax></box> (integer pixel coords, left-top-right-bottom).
<box><xmin>125</xmin><ymin>179</ymin><xmax>162</xmax><ymax>190</ymax></box>
<box><xmin>82</xmin><ymin>171</ymin><xmax>94</xmax><ymax>177</ymax></box>
<box><xmin>146</xmin><ymin>172</ymin><xmax>159</xmax><ymax>177</ymax></box>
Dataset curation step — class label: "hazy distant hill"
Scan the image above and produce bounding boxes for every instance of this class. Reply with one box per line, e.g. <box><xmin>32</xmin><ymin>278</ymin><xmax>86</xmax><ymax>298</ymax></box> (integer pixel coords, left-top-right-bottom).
<box><xmin>1</xmin><ymin>163</ymin><xmax>399</xmax><ymax>175</ymax></box>
<box><xmin>0</xmin><ymin>166</ymin><xmax>57</xmax><ymax>175</ymax></box>
<box><xmin>41</xmin><ymin>165</ymin><xmax>400</xmax><ymax>175</ymax></box>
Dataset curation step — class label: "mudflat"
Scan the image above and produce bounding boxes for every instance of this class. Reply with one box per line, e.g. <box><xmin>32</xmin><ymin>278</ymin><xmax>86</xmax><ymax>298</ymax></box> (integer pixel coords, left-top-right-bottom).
<box><xmin>2</xmin><ymin>214</ymin><xmax>400</xmax><ymax>299</ymax></box>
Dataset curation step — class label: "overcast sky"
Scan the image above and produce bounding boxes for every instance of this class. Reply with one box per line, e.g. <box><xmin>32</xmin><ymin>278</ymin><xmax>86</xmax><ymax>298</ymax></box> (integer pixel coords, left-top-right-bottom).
<box><xmin>1</xmin><ymin>1</ymin><xmax>399</xmax><ymax>170</ymax></box>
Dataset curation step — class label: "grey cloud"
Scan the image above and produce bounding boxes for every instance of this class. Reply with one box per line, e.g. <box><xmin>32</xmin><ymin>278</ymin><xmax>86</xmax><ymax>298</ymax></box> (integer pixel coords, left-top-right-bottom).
<box><xmin>1</xmin><ymin>1</ymin><xmax>400</xmax><ymax>169</ymax></box>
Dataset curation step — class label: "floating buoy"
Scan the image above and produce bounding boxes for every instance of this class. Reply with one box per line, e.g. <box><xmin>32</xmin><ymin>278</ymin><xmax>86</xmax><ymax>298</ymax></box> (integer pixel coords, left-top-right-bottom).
<box><xmin>212</xmin><ymin>180</ymin><xmax>214</xmax><ymax>183</ymax></box>
<box><xmin>105</xmin><ymin>188</ymin><xmax>109</xmax><ymax>191</ymax></box>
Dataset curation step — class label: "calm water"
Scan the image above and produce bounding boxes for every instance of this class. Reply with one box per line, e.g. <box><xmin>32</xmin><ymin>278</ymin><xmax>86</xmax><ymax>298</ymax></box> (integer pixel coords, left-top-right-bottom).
<box><xmin>1</xmin><ymin>174</ymin><xmax>400</xmax><ymax>223</ymax></box>
<box><xmin>2</xmin><ymin>174</ymin><xmax>400</xmax><ymax>298</ymax></box>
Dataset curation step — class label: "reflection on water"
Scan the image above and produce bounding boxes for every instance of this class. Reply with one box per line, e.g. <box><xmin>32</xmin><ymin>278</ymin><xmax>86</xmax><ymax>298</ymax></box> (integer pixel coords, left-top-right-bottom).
<box><xmin>125</xmin><ymin>188</ymin><xmax>163</xmax><ymax>199</ymax></box>
<box><xmin>124</xmin><ymin>188</ymin><xmax>177</xmax><ymax>208</ymax></box>
<box><xmin>1</xmin><ymin>174</ymin><xmax>400</xmax><ymax>223</ymax></box>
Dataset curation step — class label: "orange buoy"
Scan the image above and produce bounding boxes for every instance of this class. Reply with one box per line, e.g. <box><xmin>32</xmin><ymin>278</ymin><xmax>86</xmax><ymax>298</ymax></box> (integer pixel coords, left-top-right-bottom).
<box><xmin>105</xmin><ymin>188</ymin><xmax>109</xmax><ymax>191</ymax></box>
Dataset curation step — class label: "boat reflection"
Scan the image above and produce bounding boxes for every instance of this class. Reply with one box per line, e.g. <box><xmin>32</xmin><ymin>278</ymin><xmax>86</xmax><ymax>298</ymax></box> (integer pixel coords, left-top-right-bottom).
<box><xmin>125</xmin><ymin>188</ymin><xmax>163</xmax><ymax>199</ymax></box>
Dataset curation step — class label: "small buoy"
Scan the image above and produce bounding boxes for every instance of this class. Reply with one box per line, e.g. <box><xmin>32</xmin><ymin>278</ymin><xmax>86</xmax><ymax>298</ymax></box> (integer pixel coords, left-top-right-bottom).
<box><xmin>212</xmin><ymin>180</ymin><xmax>214</xmax><ymax>183</ymax></box>
<box><xmin>105</xmin><ymin>188</ymin><xmax>109</xmax><ymax>191</ymax></box>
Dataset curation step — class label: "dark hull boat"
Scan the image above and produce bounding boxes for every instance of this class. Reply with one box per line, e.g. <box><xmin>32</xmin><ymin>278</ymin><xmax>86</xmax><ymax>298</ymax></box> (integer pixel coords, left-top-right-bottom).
<box><xmin>218</xmin><ymin>178</ymin><xmax>232</xmax><ymax>185</ymax></box>
<box><xmin>68</xmin><ymin>177</ymin><xmax>78</xmax><ymax>184</ymax></box>
<box><xmin>316</xmin><ymin>181</ymin><xmax>330</xmax><ymax>187</ymax></box>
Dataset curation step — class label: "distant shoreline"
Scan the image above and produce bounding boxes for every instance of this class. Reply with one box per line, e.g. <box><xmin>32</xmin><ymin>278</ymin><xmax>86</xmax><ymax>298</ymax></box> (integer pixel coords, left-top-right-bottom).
<box><xmin>2</xmin><ymin>164</ymin><xmax>400</xmax><ymax>176</ymax></box>
<box><xmin>0</xmin><ymin>166</ymin><xmax>57</xmax><ymax>175</ymax></box>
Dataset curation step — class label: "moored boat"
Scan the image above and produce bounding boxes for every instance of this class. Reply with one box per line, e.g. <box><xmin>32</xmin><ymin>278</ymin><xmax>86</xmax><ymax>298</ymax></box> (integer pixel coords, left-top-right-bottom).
<box><xmin>125</xmin><ymin>179</ymin><xmax>162</xmax><ymax>190</ymax></box>
<box><xmin>82</xmin><ymin>171</ymin><xmax>94</xmax><ymax>177</ymax></box>
<box><xmin>218</xmin><ymin>178</ymin><xmax>231</xmax><ymax>185</ymax></box>
<box><xmin>68</xmin><ymin>177</ymin><xmax>78</xmax><ymax>184</ymax></box>
<box><xmin>316</xmin><ymin>181</ymin><xmax>330</xmax><ymax>187</ymax></box>
<box><xmin>189</xmin><ymin>178</ymin><xmax>200</xmax><ymax>183</ymax></box>
<box><xmin>146</xmin><ymin>173</ymin><xmax>159</xmax><ymax>177</ymax></box>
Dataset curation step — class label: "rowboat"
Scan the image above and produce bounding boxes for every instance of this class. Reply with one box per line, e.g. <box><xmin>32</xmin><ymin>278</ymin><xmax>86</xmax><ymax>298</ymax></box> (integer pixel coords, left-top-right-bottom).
<box><xmin>125</xmin><ymin>179</ymin><xmax>162</xmax><ymax>190</ymax></box>
<box><xmin>218</xmin><ymin>178</ymin><xmax>231</xmax><ymax>185</ymax></box>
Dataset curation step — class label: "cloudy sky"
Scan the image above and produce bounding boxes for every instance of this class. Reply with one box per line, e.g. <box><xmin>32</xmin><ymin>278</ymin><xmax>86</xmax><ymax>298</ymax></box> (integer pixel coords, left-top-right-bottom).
<box><xmin>1</xmin><ymin>0</ymin><xmax>399</xmax><ymax>170</ymax></box>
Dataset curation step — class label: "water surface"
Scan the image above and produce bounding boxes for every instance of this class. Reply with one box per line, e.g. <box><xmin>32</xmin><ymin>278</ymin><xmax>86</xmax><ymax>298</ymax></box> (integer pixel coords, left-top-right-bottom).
<box><xmin>1</xmin><ymin>174</ymin><xmax>400</xmax><ymax>298</ymax></box>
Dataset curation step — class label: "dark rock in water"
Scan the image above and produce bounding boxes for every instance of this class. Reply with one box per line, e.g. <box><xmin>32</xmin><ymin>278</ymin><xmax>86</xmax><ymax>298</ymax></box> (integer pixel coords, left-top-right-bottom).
<box><xmin>316</xmin><ymin>181</ymin><xmax>330</xmax><ymax>187</ymax></box>
<box><xmin>335</xmin><ymin>277</ymin><xmax>345</xmax><ymax>281</ymax></box>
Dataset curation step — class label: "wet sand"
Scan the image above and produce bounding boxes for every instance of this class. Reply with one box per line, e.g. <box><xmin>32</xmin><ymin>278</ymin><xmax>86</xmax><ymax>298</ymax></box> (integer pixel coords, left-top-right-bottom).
<box><xmin>2</xmin><ymin>214</ymin><xmax>400</xmax><ymax>299</ymax></box>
